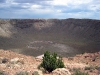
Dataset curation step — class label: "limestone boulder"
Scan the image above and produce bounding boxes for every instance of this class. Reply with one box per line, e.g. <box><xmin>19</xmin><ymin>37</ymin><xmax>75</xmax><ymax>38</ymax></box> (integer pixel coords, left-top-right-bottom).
<box><xmin>52</xmin><ymin>68</ymin><xmax>71</xmax><ymax>75</ymax></box>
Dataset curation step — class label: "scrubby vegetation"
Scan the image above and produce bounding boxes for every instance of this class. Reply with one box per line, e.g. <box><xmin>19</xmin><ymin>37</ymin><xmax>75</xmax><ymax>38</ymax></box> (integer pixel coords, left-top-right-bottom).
<box><xmin>15</xmin><ymin>71</ymin><xmax>28</xmax><ymax>75</ymax></box>
<box><xmin>85</xmin><ymin>65</ymin><xmax>99</xmax><ymax>70</ymax></box>
<box><xmin>72</xmin><ymin>68</ymin><xmax>89</xmax><ymax>75</ymax></box>
<box><xmin>0</xmin><ymin>70</ymin><xmax>8</xmax><ymax>75</ymax></box>
<box><xmin>39</xmin><ymin>51</ymin><xmax>64</xmax><ymax>72</ymax></box>
<box><xmin>73</xmin><ymin>71</ymin><xmax>89</xmax><ymax>75</ymax></box>
<box><xmin>32</xmin><ymin>71</ymin><xmax>39</xmax><ymax>75</ymax></box>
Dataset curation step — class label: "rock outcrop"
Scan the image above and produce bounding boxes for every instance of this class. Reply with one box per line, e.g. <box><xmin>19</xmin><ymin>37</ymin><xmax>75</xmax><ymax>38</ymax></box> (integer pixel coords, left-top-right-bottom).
<box><xmin>52</xmin><ymin>68</ymin><xmax>71</xmax><ymax>75</ymax></box>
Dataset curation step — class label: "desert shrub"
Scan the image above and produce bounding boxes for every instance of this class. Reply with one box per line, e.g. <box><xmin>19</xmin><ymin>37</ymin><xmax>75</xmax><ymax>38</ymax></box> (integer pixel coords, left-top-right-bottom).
<box><xmin>15</xmin><ymin>71</ymin><xmax>28</xmax><ymax>75</ymax></box>
<box><xmin>85</xmin><ymin>65</ymin><xmax>99</xmax><ymax>70</ymax></box>
<box><xmin>72</xmin><ymin>69</ymin><xmax>89</xmax><ymax>75</ymax></box>
<box><xmin>85</xmin><ymin>66</ymin><xmax>92</xmax><ymax>70</ymax></box>
<box><xmin>73</xmin><ymin>68</ymin><xmax>81</xmax><ymax>72</ymax></box>
<box><xmin>2</xmin><ymin>58</ymin><xmax>8</xmax><ymax>63</ymax></box>
<box><xmin>0</xmin><ymin>70</ymin><xmax>9</xmax><ymax>75</ymax></box>
<box><xmin>40</xmin><ymin>51</ymin><xmax>64</xmax><ymax>72</ymax></box>
<box><xmin>95</xmin><ymin>66</ymin><xmax>99</xmax><ymax>70</ymax></box>
<box><xmin>73</xmin><ymin>71</ymin><xmax>89</xmax><ymax>75</ymax></box>
<box><xmin>32</xmin><ymin>71</ymin><xmax>39</xmax><ymax>75</ymax></box>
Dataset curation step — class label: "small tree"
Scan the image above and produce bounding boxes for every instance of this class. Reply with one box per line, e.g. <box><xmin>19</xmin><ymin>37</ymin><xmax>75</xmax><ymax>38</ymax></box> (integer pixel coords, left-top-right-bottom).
<box><xmin>40</xmin><ymin>51</ymin><xmax>64</xmax><ymax>72</ymax></box>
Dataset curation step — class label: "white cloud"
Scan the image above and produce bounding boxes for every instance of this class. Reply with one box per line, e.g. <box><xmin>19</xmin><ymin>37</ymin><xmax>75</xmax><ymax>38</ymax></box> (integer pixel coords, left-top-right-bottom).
<box><xmin>48</xmin><ymin>0</ymin><xmax>93</xmax><ymax>6</ymax></box>
<box><xmin>30</xmin><ymin>4</ymin><xmax>42</xmax><ymax>9</ymax></box>
<box><xmin>48</xmin><ymin>0</ymin><xmax>70</xmax><ymax>6</ymax></box>
<box><xmin>6</xmin><ymin>0</ymin><xmax>14</xmax><ymax>3</ymax></box>
<box><xmin>56</xmin><ymin>10</ymin><xmax>62</xmax><ymax>13</ymax></box>
<box><xmin>0</xmin><ymin>0</ymin><xmax>100</xmax><ymax>19</ymax></box>
<box><xmin>72</xmin><ymin>0</ymin><xmax>92</xmax><ymax>5</ymax></box>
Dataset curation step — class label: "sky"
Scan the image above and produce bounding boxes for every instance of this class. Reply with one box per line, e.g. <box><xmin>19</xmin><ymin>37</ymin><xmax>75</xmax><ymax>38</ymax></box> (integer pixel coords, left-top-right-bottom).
<box><xmin>0</xmin><ymin>0</ymin><xmax>100</xmax><ymax>19</ymax></box>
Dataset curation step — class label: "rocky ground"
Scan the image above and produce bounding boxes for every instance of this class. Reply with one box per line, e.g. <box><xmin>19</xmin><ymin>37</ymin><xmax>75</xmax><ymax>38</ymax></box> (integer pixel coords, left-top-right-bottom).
<box><xmin>0</xmin><ymin>49</ymin><xmax>100</xmax><ymax>75</ymax></box>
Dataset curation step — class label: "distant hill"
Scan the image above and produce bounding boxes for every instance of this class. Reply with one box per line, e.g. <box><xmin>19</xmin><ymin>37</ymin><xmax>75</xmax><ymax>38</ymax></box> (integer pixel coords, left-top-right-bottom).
<box><xmin>0</xmin><ymin>19</ymin><xmax>100</xmax><ymax>57</ymax></box>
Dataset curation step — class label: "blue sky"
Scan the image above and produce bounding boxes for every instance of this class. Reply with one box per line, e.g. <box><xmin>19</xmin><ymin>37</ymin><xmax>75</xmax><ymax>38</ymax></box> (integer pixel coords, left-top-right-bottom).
<box><xmin>0</xmin><ymin>0</ymin><xmax>100</xmax><ymax>19</ymax></box>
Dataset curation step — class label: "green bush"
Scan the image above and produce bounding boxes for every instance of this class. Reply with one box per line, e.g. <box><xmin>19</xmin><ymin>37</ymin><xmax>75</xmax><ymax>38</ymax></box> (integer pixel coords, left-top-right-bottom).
<box><xmin>40</xmin><ymin>51</ymin><xmax>64</xmax><ymax>72</ymax></box>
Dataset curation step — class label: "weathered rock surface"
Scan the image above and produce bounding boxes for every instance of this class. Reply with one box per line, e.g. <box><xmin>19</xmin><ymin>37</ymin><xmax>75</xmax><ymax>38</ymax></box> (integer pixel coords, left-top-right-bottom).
<box><xmin>52</xmin><ymin>68</ymin><xmax>71</xmax><ymax>75</ymax></box>
<box><xmin>10</xmin><ymin>58</ymin><xmax>20</xmax><ymax>64</ymax></box>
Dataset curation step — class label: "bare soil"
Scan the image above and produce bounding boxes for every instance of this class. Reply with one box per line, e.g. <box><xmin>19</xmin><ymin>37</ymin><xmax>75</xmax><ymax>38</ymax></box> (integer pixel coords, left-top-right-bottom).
<box><xmin>0</xmin><ymin>49</ymin><xmax>100</xmax><ymax>75</ymax></box>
